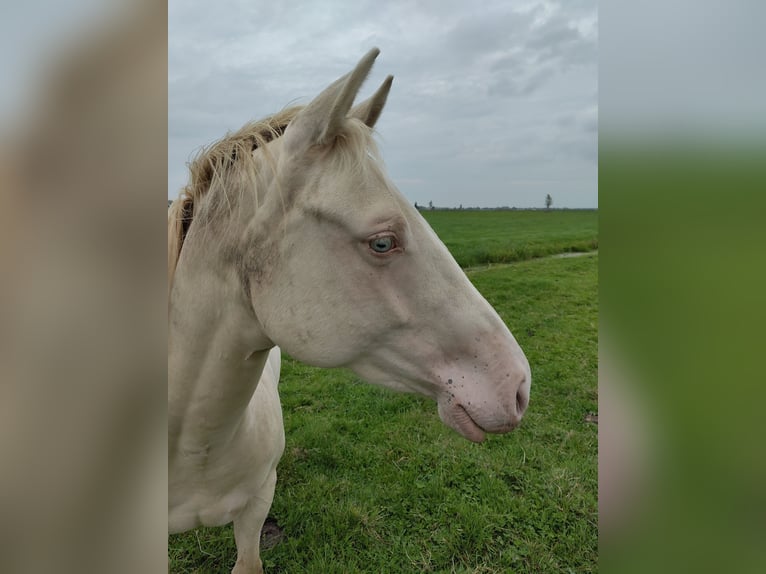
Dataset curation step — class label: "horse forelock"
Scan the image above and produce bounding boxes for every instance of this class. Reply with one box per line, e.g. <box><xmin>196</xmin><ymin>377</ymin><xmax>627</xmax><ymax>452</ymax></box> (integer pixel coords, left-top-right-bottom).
<box><xmin>325</xmin><ymin>116</ymin><xmax>383</xmax><ymax>175</ymax></box>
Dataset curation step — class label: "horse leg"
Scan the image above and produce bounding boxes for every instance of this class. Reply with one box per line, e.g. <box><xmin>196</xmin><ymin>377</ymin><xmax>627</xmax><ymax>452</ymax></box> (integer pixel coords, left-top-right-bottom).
<box><xmin>231</xmin><ymin>470</ymin><xmax>277</xmax><ymax>574</ymax></box>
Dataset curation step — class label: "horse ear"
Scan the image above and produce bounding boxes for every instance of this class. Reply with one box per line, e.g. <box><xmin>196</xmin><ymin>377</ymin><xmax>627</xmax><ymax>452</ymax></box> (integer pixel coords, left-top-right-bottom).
<box><xmin>283</xmin><ymin>48</ymin><xmax>380</xmax><ymax>154</ymax></box>
<box><xmin>349</xmin><ymin>75</ymin><xmax>393</xmax><ymax>129</ymax></box>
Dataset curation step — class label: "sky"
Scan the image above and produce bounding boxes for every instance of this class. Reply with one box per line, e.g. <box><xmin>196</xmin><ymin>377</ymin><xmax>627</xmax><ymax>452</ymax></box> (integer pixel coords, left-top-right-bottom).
<box><xmin>168</xmin><ymin>0</ymin><xmax>598</xmax><ymax>208</ymax></box>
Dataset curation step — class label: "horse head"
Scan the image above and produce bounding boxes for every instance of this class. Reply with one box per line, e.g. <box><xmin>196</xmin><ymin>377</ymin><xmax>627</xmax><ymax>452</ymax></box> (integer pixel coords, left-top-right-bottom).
<box><xmin>239</xmin><ymin>49</ymin><xmax>530</xmax><ymax>442</ymax></box>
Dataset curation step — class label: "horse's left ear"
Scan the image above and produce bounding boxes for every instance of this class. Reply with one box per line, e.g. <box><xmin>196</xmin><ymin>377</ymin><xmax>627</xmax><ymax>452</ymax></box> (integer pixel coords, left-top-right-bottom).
<box><xmin>283</xmin><ymin>48</ymin><xmax>380</xmax><ymax>155</ymax></box>
<box><xmin>349</xmin><ymin>75</ymin><xmax>393</xmax><ymax>129</ymax></box>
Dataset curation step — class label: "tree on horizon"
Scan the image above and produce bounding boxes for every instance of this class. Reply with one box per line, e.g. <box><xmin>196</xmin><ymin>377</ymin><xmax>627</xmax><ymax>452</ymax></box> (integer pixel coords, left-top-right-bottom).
<box><xmin>545</xmin><ymin>194</ymin><xmax>553</xmax><ymax>210</ymax></box>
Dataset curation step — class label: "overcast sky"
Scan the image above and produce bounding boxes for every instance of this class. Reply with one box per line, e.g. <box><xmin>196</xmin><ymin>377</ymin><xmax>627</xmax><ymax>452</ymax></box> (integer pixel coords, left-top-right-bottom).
<box><xmin>169</xmin><ymin>0</ymin><xmax>598</xmax><ymax>208</ymax></box>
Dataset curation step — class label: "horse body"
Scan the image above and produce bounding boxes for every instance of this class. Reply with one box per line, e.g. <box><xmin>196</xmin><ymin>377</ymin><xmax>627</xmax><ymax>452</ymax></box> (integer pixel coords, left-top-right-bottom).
<box><xmin>169</xmin><ymin>49</ymin><xmax>531</xmax><ymax>573</ymax></box>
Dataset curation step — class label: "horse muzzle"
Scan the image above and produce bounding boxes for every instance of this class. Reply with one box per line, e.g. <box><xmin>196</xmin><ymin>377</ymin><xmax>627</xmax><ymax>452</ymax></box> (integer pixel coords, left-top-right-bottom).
<box><xmin>436</xmin><ymin>369</ymin><xmax>530</xmax><ymax>443</ymax></box>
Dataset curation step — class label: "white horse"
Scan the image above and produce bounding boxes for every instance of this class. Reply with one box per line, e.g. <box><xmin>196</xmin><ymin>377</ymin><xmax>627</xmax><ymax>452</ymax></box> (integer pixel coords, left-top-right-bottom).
<box><xmin>168</xmin><ymin>48</ymin><xmax>531</xmax><ymax>574</ymax></box>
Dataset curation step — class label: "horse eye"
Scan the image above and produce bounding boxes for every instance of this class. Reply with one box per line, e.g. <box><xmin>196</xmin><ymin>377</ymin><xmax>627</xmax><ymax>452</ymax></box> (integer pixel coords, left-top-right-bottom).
<box><xmin>370</xmin><ymin>236</ymin><xmax>395</xmax><ymax>253</ymax></box>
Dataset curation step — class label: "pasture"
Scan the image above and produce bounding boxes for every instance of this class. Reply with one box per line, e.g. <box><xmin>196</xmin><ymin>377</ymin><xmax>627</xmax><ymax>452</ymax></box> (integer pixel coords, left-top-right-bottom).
<box><xmin>422</xmin><ymin>209</ymin><xmax>598</xmax><ymax>268</ymax></box>
<box><xmin>169</xmin><ymin>210</ymin><xmax>598</xmax><ymax>573</ymax></box>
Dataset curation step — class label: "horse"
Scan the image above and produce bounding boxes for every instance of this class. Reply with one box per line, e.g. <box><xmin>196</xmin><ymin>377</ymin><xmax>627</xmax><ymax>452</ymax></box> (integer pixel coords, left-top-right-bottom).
<box><xmin>168</xmin><ymin>48</ymin><xmax>531</xmax><ymax>574</ymax></box>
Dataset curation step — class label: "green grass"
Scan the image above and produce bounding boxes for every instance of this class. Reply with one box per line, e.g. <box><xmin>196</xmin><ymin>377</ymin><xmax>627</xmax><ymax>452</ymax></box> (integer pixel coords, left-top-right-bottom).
<box><xmin>420</xmin><ymin>210</ymin><xmax>598</xmax><ymax>268</ymax></box>
<box><xmin>169</xmin><ymin>211</ymin><xmax>598</xmax><ymax>573</ymax></box>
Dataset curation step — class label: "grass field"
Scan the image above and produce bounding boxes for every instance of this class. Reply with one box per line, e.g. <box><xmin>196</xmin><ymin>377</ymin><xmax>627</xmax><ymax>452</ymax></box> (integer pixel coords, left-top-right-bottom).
<box><xmin>421</xmin><ymin>210</ymin><xmax>597</xmax><ymax>268</ymax></box>
<box><xmin>169</xmin><ymin>210</ymin><xmax>598</xmax><ymax>573</ymax></box>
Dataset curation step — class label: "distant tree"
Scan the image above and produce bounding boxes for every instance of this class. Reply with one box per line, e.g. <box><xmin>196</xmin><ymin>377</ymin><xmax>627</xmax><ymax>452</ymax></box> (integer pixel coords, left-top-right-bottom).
<box><xmin>414</xmin><ymin>201</ymin><xmax>419</xmax><ymax>209</ymax></box>
<box><xmin>545</xmin><ymin>194</ymin><xmax>553</xmax><ymax>210</ymax></box>
<box><xmin>428</xmin><ymin>200</ymin><xmax>434</xmax><ymax>210</ymax></box>
<box><xmin>459</xmin><ymin>203</ymin><xmax>463</xmax><ymax>210</ymax></box>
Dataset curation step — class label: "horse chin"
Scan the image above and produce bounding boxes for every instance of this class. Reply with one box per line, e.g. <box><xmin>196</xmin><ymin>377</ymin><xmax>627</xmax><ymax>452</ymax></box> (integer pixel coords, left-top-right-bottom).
<box><xmin>437</xmin><ymin>401</ymin><xmax>486</xmax><ymax>443</ymax></box>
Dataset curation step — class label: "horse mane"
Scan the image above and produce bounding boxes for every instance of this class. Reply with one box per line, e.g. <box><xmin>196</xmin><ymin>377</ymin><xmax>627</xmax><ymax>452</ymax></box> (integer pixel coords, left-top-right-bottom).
<box><xmin>168</xmin><ymin>106</ymin><xmax>302</xmax><ymax>296</ymax></box>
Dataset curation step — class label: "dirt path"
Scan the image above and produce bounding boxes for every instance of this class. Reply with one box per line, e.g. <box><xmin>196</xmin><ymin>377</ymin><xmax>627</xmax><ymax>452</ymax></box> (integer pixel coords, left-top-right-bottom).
<box><xmin>465</xmin><ymin>250</ymin><xmax>598</xmax><ymax>274</ymax></box>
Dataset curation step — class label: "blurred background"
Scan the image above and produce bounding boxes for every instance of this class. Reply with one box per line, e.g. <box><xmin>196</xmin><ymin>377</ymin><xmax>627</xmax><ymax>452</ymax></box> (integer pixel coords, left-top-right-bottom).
<box><xmin>600</xmin><ymin>1</ymin><xmax>766</xmax><ymax>572</ymax></box>
<box><xmin>0</xmin><ymin>1</ymin><xmax>166</xmax><ymax>573</ymax></box>
<box><xmin>1</xmin><ymin>1</ymin><xmax>764</xmax><ymax>573</ymax></box>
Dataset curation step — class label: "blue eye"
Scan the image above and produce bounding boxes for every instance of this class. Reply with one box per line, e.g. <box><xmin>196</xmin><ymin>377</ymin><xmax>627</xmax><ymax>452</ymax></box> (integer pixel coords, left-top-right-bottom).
<box><xmin>370</xmin><ymin>236</ymin><xmax>395</xmax><ymax>253</ymax></box>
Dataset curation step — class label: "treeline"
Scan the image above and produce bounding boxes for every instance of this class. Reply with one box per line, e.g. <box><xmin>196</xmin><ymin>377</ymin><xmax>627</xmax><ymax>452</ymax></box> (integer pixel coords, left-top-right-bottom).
<box><xmin>167</xmin><ymin>198</ymin><xmax>596</xmax><ymax>212</ymax></box>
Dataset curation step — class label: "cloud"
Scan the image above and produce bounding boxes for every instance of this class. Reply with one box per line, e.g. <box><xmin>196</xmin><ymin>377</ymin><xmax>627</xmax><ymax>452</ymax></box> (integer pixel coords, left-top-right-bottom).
<box><xmin>169</xmin><ymin>0</ymin><xmax>598</xmax><ymax>208</ymax></box>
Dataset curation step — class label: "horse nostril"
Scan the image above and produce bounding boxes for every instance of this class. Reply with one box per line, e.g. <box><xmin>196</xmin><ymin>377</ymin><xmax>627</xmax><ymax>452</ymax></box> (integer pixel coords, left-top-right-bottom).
<box><xmin>516</xmin><ymin>389</ymin><xmax>528</xmax><ymax>415</ymax></box>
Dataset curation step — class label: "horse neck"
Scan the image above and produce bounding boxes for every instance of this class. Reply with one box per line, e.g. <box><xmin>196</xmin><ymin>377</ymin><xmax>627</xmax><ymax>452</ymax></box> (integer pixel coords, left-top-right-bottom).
<box><xmin>168</xmin><ymin>234</ymin><xmax>273</xmax><ymax>451</ymax></box>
